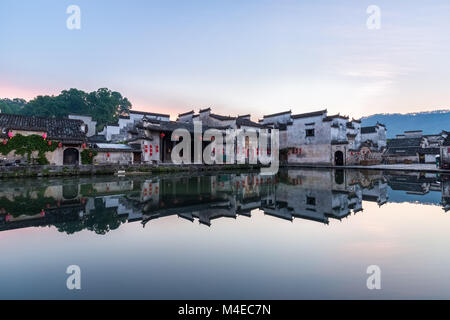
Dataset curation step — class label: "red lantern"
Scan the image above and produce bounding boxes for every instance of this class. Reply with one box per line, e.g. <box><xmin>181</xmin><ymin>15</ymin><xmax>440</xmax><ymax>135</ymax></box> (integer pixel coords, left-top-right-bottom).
<box><xmin>160</xmin><ymin>133</ymin><xmax>165</xmax><ymax>138</ymax></box>
<box><xmin>58</xmin><ymin>142</ymin><xmax>63</xmax><ymax>149</ymax></box>
<box><xmin>107</xmin><ymin>152</ymin><xmax>110</xmax><ymax>158</ymax></box>
<box><xmin>82</xmin><ymin>143</ymin><xmax>87</xmax><ymax>149</ymax></box>
<box><xmin>40</xmin><ymin>210</ymin><xmax>45</xmax><ymax>217</ymax></box>
<box><xmin>5</xmin><ymin>214</ymin><xmax>12</xmax><ymax>222</ymax></box>
<box><xmin>8</xmin><ymin>131</ymin><xmax>13</xmax><ymax>139</ymax></box>
<box><xmin>48</xmin><ymin>141</ymin><xmax>52</xmax><ymax>146</ymax></box>
<box><xmin>156</xmin><ymin>145</ymin><xmax>159</xmax><ymax>153</ymax></box>
<box><xmin>42</xmin><ymin>132</ymin><xmax>47</xmax><ymax>140</ymax></box>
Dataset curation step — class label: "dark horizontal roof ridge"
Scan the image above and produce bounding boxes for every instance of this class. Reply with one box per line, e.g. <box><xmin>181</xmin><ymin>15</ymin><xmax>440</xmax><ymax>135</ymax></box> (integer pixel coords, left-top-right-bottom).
<box><xmin>404</xmin><ymin>130</ymin><xmax>423</xmax><ymax>133</ymax></box>
<box><xmin>263</xmin><ymin>110</ymin><xmax>291</xmax><ymax>118</ymax></box>
<box><xmin>292</xmin><ymin>109</ymin><xmax>327</xmax><ymax>119</ymax></box>
<box><xmin>210</xmin><ymin>113</ymin><xmax>236</xmax><ymax>120</ymax></box>
<box><xmin>178</xmin><ymin>110</ymin><xmax>194</xmax><ymax>117</ymax></box>
<box><xmin>199</xmin><ymin>107</ymin><xmax>211</xmax><ymax>113</ymax></box>
<box><xmin>237</xmin><ymin>114</ymin><xmax>251</xmax><ymax>118</ymax></box>
<box><xmin>130</xmin><ymin>110</ymin><xmax>170</xmax><ymax>117</ymax></box>
<box><xmin>236</xmin><ymin>117</ymin><xmax>266</xmax><ymax>128</ymax></box>
<box><xmin>323</xmin><ymin>113</ymin><xmax>349</xmax><ymax>121</ymax></box>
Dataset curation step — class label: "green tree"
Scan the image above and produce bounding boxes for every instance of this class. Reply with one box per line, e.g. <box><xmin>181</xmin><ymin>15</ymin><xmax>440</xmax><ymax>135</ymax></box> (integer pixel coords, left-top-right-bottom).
<box><xmin>0</xmin><ymin>98</ymin><xmax>27</xmax><ymax>114</ymax></box>
<box><xmin>3</xmin><ymin>88</ymin><xmax>132</xmax><ymax>129</ymax></box>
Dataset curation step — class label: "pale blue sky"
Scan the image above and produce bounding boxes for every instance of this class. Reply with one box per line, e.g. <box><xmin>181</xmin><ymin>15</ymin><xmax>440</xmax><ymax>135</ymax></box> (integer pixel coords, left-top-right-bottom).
<box><xmin>1</xmin><ymin>0</ymin><xmax>449</xmax><ymax>119</ymax></box>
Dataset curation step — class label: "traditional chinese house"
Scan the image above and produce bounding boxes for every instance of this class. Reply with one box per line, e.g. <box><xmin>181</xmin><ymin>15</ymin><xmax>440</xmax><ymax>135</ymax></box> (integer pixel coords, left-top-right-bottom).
<box><xmin>0</xmin><ymin>114</ymin><xmax>87</xmax><ymax>165</ymax></box>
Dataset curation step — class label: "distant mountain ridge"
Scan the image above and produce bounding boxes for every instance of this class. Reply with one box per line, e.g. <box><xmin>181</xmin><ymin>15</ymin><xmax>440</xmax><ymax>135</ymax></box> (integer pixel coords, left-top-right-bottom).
<box><xmin>361</xmin><ymin>110</ymin><xmax>450</xmax><ymax>138</ymax></box>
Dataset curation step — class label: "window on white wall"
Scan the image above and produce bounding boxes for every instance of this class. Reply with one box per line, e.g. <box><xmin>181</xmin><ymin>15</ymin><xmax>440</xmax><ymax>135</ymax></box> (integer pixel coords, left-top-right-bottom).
<box><xmin>306</xmin><ymin>129</ymin><xmax>315</xmax><ymax>137</ymax></box>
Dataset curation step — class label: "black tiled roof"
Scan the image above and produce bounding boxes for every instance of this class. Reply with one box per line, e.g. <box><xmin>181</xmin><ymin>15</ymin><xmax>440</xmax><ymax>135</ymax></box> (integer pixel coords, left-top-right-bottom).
<box><xmin>387</xmin><ymin>138</ymin><xmax>421</xmax><ymax>148</ymax></box>
<box><xmin>199</xmin><ymin>107</ymin><xmax>211</xmax><ymax>113</ymax></box>
<box><xmin>444</xmin><ymin>135</ymin><xmax>450</xmax><ymax>146</ymax></box>
<box><xmin>292</xmin><ymin>109</ymin><xmax>327</xmax><ymax>119</ymax></box>
<box><xmin>323</xmin><ymin>114</ymin><xmax>349</xmax><ymax>121</ymax></box>
<box><xmin>361</xmin><ymin>126</ymin><xmax>377</xmax><ymax>134</ymax></box>
<box><xmin>178</xmin><ymin>110</ymin><xmax>194</xmax><ymax>117</ymax></box>
<box><xmin>384</xmin><ymin>148</ymin><xmax>419</xmax><ymax>156</ymax></box>
<box><xmin>209</xmin><ymin>113</ymin><xmax>236</xmax><ymax>121</ymax></box>
<box><xmin>130</xmin><ymin>110</ymin><xmax>170</xmax><ymax>117</ymax></box>
<box><xmin>384</xmin><ymin>138</ymin><xmax>422</xmax><ymax>156</ymax></box>
<box><xmin>137</xmin><ymin>120</ymin><xmax>231</xmax><ymax>133</ymax></box>
<box><xmin>236</xmin><ymin>117</ymin><xmax>266</xmax><ymax>128</ymax></box>
<box><xmin>263</xmin><ymin>110</ymin><xmax>291</xmax><ymax>118</ymax></box>
<box><xmin>87</xmin><ymin>134</ymin><xmax>107</xmax><ymax>143</ymax></box>
<box><xmin>0</xmin><ymin>114</ymin><xmax>86</xmax><ymax>142</ymax></box>
<box><xmin>420</xmin><ymin>148</ymin><xmax>440</xmax><ymax>154</ymax></box>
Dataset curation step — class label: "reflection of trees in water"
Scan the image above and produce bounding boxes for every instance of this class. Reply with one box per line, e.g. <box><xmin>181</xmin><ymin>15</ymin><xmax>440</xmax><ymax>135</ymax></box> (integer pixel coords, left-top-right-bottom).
<box><xmin>54</xmin><ymin>199</ymin><xmax>126</xmax><ymax>235</ymax></box>
<box><xmin>0</xmin><ymin>193</ymin><xmax>56</xmax><ymax>217</ymax></box>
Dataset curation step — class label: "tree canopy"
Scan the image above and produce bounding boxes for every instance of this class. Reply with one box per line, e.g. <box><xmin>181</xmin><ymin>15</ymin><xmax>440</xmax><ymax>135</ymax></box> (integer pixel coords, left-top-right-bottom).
<box><xmin>0</xmin><ymin>98</ymin><xmax>27</xmax><ymax>114</ymax></box>
<box><xmin>1</xmin><ymin>88</ymin><xmax>132</xmax><ymax>129</ymax></box>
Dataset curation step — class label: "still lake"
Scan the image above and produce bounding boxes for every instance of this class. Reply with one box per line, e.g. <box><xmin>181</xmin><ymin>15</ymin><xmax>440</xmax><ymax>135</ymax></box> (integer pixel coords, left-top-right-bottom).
<box><xmin>0</xmin><ymin>168</ymin><xmax>449</xmax><ymax>299</ymax></box>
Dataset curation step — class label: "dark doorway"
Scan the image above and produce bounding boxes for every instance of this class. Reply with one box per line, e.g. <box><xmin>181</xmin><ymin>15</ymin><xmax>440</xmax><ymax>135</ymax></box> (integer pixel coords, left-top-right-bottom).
<box><xmin>334</xmin><ymin>151</ymin><xmax>344</xmax><ymax>166</ymax></box>
<box><xmin>63</xmin><ymin>148</ymin><xmax>79</xmax><ymax>165</ymax></box>
<box><xmin>133</xmin><ymin>152</ymin><xmax>141</xmax><ymax>164</ymax></box>
<box><xmin>419</xmin><ymin>154</ymin><xmax>425</xmax><ymax>164</ymax></box>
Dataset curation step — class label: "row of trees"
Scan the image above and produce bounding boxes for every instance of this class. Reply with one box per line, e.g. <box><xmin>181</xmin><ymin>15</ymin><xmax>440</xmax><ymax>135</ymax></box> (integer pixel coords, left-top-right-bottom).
<box><xmin>0</xmin><ymin>88</ymin><xmax>132</xmax><ymax>130</ymax></box>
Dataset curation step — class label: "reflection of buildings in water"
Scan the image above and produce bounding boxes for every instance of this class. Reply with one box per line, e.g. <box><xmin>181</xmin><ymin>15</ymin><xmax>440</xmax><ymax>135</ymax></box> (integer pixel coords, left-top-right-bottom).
<box><xmin>362</xmin><ymin>179</ymin><xmax>388</xmax><ymax>206</ymax></box>
<box><xmin>442</xmin><ymin>178</ymin><xmax>450</xmax><ymax>212</ymax></box>
<box><xmin>385</xmin><ymin>172</ymin><xmax>443</xmax><ymax>206</ymax></box>
<box><xmin>139</xmin><ymin>174</ymin><xmax>276</xmax><ymax>227</ymax></box>
<box><xmin>264</xmin><ymin>170</ymin><xmax>371</xmax><ymax>224</ymax></box>
<box><xmin>0</xmin><ymin>171</ymin><xmax>449</xmax><ymax>234</ymax></box>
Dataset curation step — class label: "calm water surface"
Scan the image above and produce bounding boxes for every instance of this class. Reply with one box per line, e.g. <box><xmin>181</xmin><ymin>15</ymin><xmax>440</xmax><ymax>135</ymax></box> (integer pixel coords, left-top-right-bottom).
<box><xmin>0</xmin><ymin>169</ymin><xmax>449</xmax><ymax>299</ymax></box>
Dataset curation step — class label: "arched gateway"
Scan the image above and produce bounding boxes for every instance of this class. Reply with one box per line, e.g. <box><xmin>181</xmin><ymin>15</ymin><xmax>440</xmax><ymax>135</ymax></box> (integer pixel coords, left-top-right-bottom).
<box><xmin>63</xmin><ymin>148</ymin><xmax>79</xmax><ymax>165</ymax></box>
<box><xmin>334</xmin><ymin>151</ymin><xmax>344</xmax><ymax>166</ymax></box>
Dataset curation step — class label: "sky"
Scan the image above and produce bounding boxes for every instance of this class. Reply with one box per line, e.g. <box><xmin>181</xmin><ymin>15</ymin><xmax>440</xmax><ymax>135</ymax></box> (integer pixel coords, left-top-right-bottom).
<box><xmin>1</xmin><ymin>0</ymin><xmax>449</xmax><ymax>120</ymax></box>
